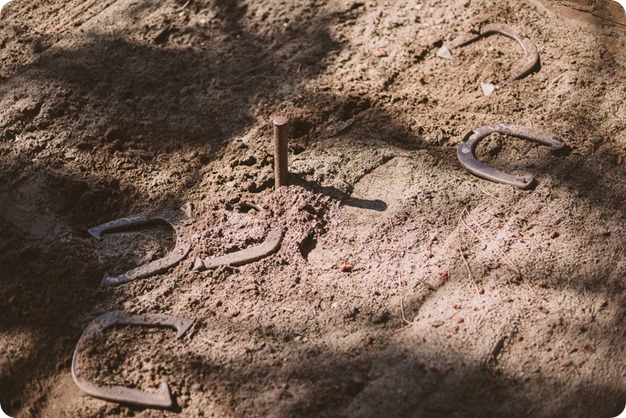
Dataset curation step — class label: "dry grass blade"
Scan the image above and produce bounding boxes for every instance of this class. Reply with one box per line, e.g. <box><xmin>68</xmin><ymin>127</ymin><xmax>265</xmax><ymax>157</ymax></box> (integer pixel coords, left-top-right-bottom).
<box><xmin>51</xmin><ymin>0</ymin><xmax>101</xmax><ymax>34</ymax></box>
<box><xmin>397</xmin><ymin>272</ymin><xmax>414</xmax><ymax>325</ymax></box>
<box><xmin>399</xmin><ymin>293</ymin><xmax>413</xmax><ymax>325</ymax></box>
<box><xmin>457</xmin><ymin>239</ymin><xmax>481</xmax><ymax>295</ymax></box>
<box><xmin>460</xmin><ymin>207</ymin><xmax>537</xmax><ymax>297</ymax></box>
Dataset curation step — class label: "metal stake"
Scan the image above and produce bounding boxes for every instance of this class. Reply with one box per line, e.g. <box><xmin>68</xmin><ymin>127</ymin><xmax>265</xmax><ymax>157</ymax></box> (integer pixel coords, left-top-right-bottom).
<box><xmin>273</xmin><ymin>115</ymin><xmax>289</xmax><ymax>188</ymax></box>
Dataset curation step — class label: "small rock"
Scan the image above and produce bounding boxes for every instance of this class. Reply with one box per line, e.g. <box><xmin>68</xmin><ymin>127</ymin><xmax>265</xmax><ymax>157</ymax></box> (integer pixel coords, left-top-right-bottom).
<box><xmin>436</xmin><ymin>45</ymin><xmax>452</xmax><ymax>59</ymax></box>
<box><xmin>104</xmin><ymin>126</ymin><xmax>128</xmax><ymax>142</ymax></box>
<box><xmin>192</xmin><ymin>257</ymin><xmax>204</xmax><ymax>271</ymax></box>
<box><xmin>481</xmin><ymin>83</ymin><xmax>496</xmax><ymax>96</ymax></box>
<box><xmin>181</xmin><ymin>202</ymin><xmax>194</xmax><ymax>218</ymax></box>
<box><xmin>339</xmin><ymin>264</ymin><xmax>353</xmax><ymax>272</ymax></box>
<box><xmin>268</xmin><ymin>358</ymin><xmax>280</xmax><ymax>367</ymax></box>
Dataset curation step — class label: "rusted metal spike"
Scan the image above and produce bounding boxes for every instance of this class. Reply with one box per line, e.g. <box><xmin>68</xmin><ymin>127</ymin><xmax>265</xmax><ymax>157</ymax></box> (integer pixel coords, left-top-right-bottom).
<box><xmin>273</xmin><ymin>116</ymin><xmax>290</xmax><ymax>188</ymax></box>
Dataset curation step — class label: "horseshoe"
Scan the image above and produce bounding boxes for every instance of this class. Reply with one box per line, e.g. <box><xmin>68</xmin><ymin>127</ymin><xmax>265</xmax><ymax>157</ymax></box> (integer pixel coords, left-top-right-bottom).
<box><xmin>437</xmin><ymin>24</ymin><xmax>540</xmax><ymax>83</ymax></box>
<box><xmin>457</xmin><ymin>124</ymin><xmax>567</xmax><ymax>189</ymax></box>
<box><xmin>71</xmin><ymin>311</ymin><xmax>193</xmax><ymax>408</ymax></box>
<box><xmin>192</xmin><ymin>203</ymin><xmax>283</xmax><ymax>271</ymax></box>
<box><xmin>194</xmin><ymin>226</ymin><xmax>283</xmax><ymax>271</ymax></box>
<box><xmin>88</xmin><ymin>211</ymin><xmax>191</xmax><ymax>287</ymax></box>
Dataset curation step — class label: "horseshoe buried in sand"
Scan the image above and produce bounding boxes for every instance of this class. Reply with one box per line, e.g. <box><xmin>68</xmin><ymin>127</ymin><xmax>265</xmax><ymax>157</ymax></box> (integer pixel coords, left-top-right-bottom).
<box><xmin>194</xmin><ymin>226</ymin><xmax>284</xmax><ymax>271</ymax></box>
<box><xmin>457</xmin><ymin>124</ymin><xmax>567</xmax><ymax>189</ymax></box>
<box><xmin>191</xmin><ymin>202</ymin><xmax>284</xmax><ymax>272</ymax></box>
<box><xmin>88</xmin><ymin>212</ymin><xmax>191</xmax><ymax>287</ymax></box>
<box><xmin>71</xmin><ymin>311</ymin><xmax>193</xmax><ymax>408</ymax></box>
<box><xmin>437</xmin><ymin>24</ymin><xmax>540</xmax><ymax>83</ymax></box>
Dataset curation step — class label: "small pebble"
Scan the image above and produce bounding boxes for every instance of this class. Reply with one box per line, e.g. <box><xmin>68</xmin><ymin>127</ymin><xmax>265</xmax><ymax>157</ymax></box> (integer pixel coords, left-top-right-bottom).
<box><xmin>339</xmin><ymin>264</ymin><xmax>353</xmax><ymax>272</ymax></box>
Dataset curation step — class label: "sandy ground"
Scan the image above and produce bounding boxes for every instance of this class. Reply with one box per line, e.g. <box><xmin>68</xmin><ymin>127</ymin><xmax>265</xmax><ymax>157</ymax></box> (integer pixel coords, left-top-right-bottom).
<box><xmin>0</xmin><ymin>0</ymin><xmax>625</xmax><ymax>417</ymax></box>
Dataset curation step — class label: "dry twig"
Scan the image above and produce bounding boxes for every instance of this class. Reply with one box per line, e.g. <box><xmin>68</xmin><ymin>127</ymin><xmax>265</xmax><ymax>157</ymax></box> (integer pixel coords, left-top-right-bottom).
<box><xmin>51</xmin><ymin>0</ymin><xmax>100</xmax><ymax>34</ymax></box>
<box><xmin>457</xmin><ymin>240</ymin><xmax>481</xmax><ymax>295</ymax></box>
<box><xmin>460</xmin><ymin>207</ymin><xmax>537</xmax><ymax>296</ymax></box>
<box><xmin>396</xmin><ymin>271</ymin><xmax>414</xmax><ymax>325</ymax></box>
<box><xmin>70</xmin><ymin>0</ymin><xmax>97</xmax><ymax>20</ymax></box>
<box><xmin>399</xmin><ymin>294</ymin><xmax>413</xmax><ymax>325</ymax></box>
<box><xmin>178</xmin><ymin>0</ymin><xmax>191</xmax><ymax>11</ymax></box>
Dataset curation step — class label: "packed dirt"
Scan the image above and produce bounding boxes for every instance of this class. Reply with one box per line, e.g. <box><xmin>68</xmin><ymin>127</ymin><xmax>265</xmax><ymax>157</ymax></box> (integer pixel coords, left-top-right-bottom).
<box><xmin>0</xmin><ymin>0</ymin><xmax>625</xmax><ymax>417</ymax></box>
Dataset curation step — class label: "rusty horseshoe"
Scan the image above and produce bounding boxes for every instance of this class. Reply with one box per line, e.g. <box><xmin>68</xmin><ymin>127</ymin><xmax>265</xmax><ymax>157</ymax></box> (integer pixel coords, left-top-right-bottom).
<box><xmin>437</xmin><ymin>24</ymin><xmax>540</xmax><ymax>84</ymax></box>
<box><xmin>192</xmin><ymin>203</ymin><xmax>283</xmax><ymax>272</ymax></box>
<box><xmin>193</xmin><ymin>226</ymin><xmax>283</xmax><ymax>271</ymax></box>
<box><xmin>88</xmin><ymin>212</ymin><xmax>191</xmax><ymax>287</ymax></box>
<box><xmin>457</xmin><ymin>124</ymin><xmax>568</xmax><ymax>189</ymax></box>
<box><xmin>71</xmin><ymin>311</ymin><xmax>193</xmax><ymax>408</ymax></box>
